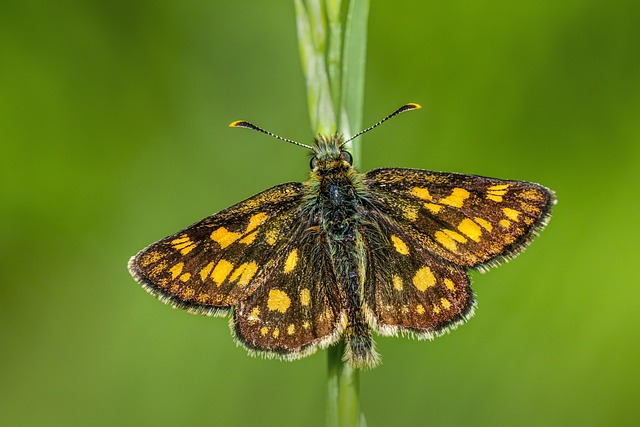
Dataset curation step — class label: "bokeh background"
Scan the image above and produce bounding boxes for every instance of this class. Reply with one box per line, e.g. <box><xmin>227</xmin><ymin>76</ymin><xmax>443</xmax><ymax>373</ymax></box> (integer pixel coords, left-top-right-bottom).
<box><xmin>2</xmin><ymin>1</ymin><xmax>639</xmax><ymax>426</ymax></box>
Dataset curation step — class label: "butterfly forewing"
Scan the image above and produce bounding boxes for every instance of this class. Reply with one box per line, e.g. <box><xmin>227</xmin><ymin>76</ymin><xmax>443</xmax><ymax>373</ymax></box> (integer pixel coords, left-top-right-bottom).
<box><xmin>364</xmin><ymin>168</ymin><xmax>555</xmax><ymax>269</ymax></box>
<box><xmin>128</xmin><ymin>183</ymin><xmax>303</xmax><ymax>315</ymax></box>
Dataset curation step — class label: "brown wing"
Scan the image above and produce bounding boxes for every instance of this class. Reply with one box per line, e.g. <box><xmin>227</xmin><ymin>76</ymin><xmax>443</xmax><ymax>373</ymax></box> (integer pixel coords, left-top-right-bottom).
<box><xmin>361</xmin><ymin>168</ymin><xmax>555</xmax><ymax>336</ymax></box>
<box><xmin>128</xmin><ymin>183</ymin><xmax>304</xmax><ymax>316</ymax></box>
<box><xmin>364</xmin><ymin>168</ymin><xmax>556</xmax><ymax>271</ymax></box>
<box><xmin>232</xmin><ymin>230</ymin><xmax>344</xmax><ymax>360</ymax></box>
<box><xmin>361</xmin><ymin>214</ymin><xmax>475</xmax><ymax>338</ymax></box>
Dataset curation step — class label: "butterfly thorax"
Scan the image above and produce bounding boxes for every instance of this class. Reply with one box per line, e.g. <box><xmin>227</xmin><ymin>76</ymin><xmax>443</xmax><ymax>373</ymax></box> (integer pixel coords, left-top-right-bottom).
<box><xmin>307</xmin><ymin>134</ymin><xmax>363</xmax><ymax>235</ymax></box>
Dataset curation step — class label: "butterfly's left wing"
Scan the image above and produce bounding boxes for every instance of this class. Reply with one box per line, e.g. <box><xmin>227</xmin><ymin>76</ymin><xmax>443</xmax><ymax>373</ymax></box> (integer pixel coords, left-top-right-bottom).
<box><xmin>360</xmin><ymin>168</ymin><xmax>555</xmax><ymax>337</ymax></box>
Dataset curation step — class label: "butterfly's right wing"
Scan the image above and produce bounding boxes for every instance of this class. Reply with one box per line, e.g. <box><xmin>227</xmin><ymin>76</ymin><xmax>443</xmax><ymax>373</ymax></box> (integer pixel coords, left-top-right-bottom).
<box><xmin>232</xmin><ymin>228</ymin><xmax>345</xmax><ymax>360</ymax></box>
<box><xmin>128</xmin><ymin>183</ymin><xmax>306</xmax><ymax>316</ymax></box>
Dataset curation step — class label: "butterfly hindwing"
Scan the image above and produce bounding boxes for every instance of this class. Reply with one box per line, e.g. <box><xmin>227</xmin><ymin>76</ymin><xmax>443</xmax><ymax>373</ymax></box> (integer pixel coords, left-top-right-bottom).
<box><xmin>364</xmin><ymin>168</ymin><xmax>556</xmax><ymax>270</ymax></box>
<box><xmin>233</xmin><ymin>231</ymin><xmax>345</xmax><ymax>359</ymax></box>
<box><xmin>362</xmin><ymin>216</ymin><xmax>475</xmax><ymax>338</ymax></box>
<box><xmin>128</xmin><ymin>183</ymin><xmax>303</xmax><ymax>316</ymax></box>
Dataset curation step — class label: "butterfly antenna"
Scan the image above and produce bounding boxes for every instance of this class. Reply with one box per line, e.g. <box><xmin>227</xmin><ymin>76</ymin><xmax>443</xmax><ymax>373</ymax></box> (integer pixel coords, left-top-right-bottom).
<box><xmin>345</xmin><ymin>103</ymin><xmax>422</xmax><ymax>143</ymax></box>
<box><xmin>229</xmin><ymin>120</ymin><xmax>314</xmax><ymax>150</ymax></box>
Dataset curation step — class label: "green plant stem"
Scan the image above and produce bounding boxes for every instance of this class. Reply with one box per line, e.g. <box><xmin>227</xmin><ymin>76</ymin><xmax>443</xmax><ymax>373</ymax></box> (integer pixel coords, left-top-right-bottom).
<box><xmin>339</xmin><ymin>0</ymin><xmax>368</xmax><ymax>166</ymax></box>
<box><xmin>295</xmin><ymin>1</ymin><xmax>369</xmax><ymax>426</ymax></box>
<box><xmin>295</xmin><ymin>0</ymin><xmax>336</xmax><ymax>135</ymax></box>
<box><xmin>327</xmin><ymin>343</ymin><xmax>363</xmax><ymax>427</ymax></box>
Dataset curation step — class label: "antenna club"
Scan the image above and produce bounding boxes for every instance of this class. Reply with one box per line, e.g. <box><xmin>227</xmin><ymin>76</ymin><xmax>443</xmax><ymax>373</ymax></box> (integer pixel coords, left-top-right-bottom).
<box><xmin>229</xmin><ymin>120</ymin><xmax>249</xmax><ymax>128</ymax></box>
<box><xmin>405</xmin><ymin>103</ymin><xmax>422</xmax><ymax>110</ymax></box>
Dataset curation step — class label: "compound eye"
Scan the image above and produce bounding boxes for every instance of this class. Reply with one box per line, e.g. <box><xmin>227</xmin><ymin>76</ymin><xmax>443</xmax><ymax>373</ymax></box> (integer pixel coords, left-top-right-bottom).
<box><xmin>309</xmin><ymin>157</ymin><xmax>319</xmax><ymax>170</ymax></box>
<box><xmin>341</xmin><ymin>151</ymin><xmax>353</xmax><ymax>165</ymax></box>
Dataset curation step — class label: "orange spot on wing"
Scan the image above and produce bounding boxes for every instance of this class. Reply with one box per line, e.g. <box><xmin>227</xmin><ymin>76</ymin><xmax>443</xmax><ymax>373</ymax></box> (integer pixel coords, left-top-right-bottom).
<box><xmin>502</xmin><ymin>208</ymin><xmax>521</xmax><ymax>222</ymax></box>
<box><xmin>211</xmin><ymin>259</ymin><xmax>234</xmax><ymax>285</ymax></box>
<box><xmin>300</xmin><ymin>288</ymin><xmax>311</xmax><ymax>306</ymax></box>
<box><xmin>425</xmin><ymin>203</ymin><xmax>443</xmax><ymax>214</ymax></box>
<box><xmin>439</xmin><ymin>188</ymin><xmax>470</xmax><ymax>208</ymax></box>
<box><xmin>411</xmin><ymin>187</ymin><xmax>432</xmax><ymax>201</ymax></box>
<box><xmin>284</xmin><ymin>249</ymin><xmax>299</xmax><ymax>273</ymax></box>
<box><xmin>391</xmin><ymin>235</ymin><xmax>410</xmax><ymax>255</ymax></box>
<box><xmin>246</xmin><ymin>212</ymin><xmax>268</xmax><ymax>232</ymax></box>
<box><xmin>413</xmin><ymin>267</ymin><xmax>436</xmax><ymax>292</ymax></box>
<box><xmin>199</xmin><ymin>261</ymin><xmax>214</xmax><ymax>281</ymax></box>
<box><xmin>210</xmin><ymin>227</ymin><xmax>241</xmax><ymax>249</ymax></box>
<box><xmin>435</xmin><ymin>231</ymin><xmax>458</xmax><ymax>253</ymax></box>
<box><xmin>229</xmin><ymin>262</ymin><xmax>258</xmax><ymax>286</ymax></box>
<box><xmin>169</xmin><ymin>262</ymin><xmax>184</xmax><ymax>280</ymax></box>
<box><xmin>267</xmin><ymin>289</ymin><xmax>291</xmax><ymax>313</ymax></box>
<box><xmin>457</xmin><ymin>218</ymin><xmax>482</xmax><ymax>242</ymax></box>
<box><xmin>392</xmin><ymin>275</ymin><xmax>403</xmax><ymax>291</ymax></box>
<box><xmin>474</xmin><ymin>217</ymin><xmax>493</xmax><ymax>232</ymax></box>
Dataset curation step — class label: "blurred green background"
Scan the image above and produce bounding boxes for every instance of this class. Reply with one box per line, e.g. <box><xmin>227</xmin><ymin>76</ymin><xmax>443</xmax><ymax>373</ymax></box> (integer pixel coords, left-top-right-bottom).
<box><xmin>2</xmin><ymin>1</ymin><xmax>639</xmax><ymax>426</ymax></box>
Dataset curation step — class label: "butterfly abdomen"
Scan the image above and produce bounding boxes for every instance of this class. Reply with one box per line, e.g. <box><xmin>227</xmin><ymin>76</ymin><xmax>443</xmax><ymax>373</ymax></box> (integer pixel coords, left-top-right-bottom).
<box><xmin>330</xmin><ymin>236</ymin><xmax>378</xmax><ymax>367</ymax></box>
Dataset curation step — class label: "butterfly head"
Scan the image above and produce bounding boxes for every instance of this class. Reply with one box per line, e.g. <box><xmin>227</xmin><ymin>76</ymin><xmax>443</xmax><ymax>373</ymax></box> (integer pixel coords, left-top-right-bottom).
<box><xmin>310</xmin><ymin>134</ymin><xmax>353</xmax><ymax>173</ymax></box>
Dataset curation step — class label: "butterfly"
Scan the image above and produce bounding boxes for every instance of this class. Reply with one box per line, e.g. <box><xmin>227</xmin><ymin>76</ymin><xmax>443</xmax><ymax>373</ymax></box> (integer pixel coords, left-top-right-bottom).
<box><xmin>128</xmin><ymin>103</ymin><xmax>556</xmax><ymax>368</ymax></box>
